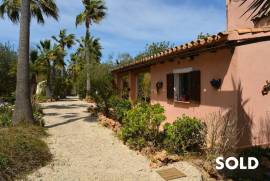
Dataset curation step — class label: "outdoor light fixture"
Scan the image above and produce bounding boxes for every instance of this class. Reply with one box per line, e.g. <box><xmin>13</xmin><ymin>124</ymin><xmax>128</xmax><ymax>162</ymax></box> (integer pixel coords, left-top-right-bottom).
<box><xmin>262</xmin><ymin>80</ymin><xmax>270</xmax><ymax>96</ymax></box>
<box><xmin>210</xmin><ymin>79</ymin><xmax>222</xmax><ymax>90</ymax></box>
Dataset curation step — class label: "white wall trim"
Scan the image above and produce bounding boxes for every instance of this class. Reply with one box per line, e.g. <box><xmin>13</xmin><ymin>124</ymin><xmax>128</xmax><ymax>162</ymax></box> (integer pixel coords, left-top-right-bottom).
<box><xmin>173</xmin><ymin>67</ymin><xmax>193</xmax><ymax>74</ymax></box>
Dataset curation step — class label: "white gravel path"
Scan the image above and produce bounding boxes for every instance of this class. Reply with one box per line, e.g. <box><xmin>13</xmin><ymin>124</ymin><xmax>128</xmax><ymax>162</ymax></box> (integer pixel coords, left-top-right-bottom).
<box><xmin>27</xmin><ymin>97</ymin><xmax>202</xmax><ymax>181</ymax></box>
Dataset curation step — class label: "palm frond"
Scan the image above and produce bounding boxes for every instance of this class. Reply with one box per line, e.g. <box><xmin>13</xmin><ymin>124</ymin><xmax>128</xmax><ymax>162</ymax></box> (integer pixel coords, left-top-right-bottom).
<box><xmin>0</xmin><ymin>0</ymin><xmax>58</xmax><ymax>24</ymax></box>
<box><xmin>242</xmin><ymin>0</ymin><xmax>270</xmax><ymax>19</ymax></box>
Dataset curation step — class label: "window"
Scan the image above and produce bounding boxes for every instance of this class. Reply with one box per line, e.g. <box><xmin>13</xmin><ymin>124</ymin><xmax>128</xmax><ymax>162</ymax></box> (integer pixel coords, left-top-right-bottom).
<box><xmin>121</xmin><ymin>76</ymin><xmax>129</xmax><ymax>99</ymax></box>
<box><xmin>167</xmin><ymin>74</ymin><xmax>174</xmax><ymax>99</ymax></box>
<box><xmin>177</xmin><ymin>73</ymin><xmax>191</xmax><ymax>102</ymax></box>
<box><xmin>167</xmin><ymin>70</ymin><xmax>201</xmax><ymax>103</ymax></box>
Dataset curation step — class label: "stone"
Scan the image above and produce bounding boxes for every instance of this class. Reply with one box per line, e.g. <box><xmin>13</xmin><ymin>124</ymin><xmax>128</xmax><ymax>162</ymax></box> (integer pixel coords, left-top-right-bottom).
<box><xmin>167</xmin><ymin>154</ymin><xmax>181</xmax><ymax>162</ymax></box>
<box><xmin>150</xmin><ymin>161</ymin><xmax>164</xmax><ymax>169</ymax></box>
<box><xmin>153</xmin><ymin>150</ymin><xmax>168</xmax><ymax>162</ymax></box>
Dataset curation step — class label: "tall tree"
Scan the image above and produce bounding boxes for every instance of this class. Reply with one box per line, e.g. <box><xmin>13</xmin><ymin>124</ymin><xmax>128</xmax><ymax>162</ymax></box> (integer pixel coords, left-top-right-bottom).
<box><xmin>29</xmin><ymin>49</ymin><xmax>39</xmax><ymax>96</ymax></box>
<box><xmin>52</xmin><ymin>29</ymin><xmax>75</xmax><ymax>77</ymax></box>
<box><xmin>135</xmin><ymin>41</ymin><xmax>175</xmax><ymax>60</ymax></box>
<box><xmin>52</xmin><ymin>29</ymin><xmax>75</xmax><ymax>51</ymax></box>
<box><xmin>36</xmin><ymin>40</ymin><xmax>64</xmax><ymax>98</ymax></box>
<box><xmin>0</xmin><ymin>0</ymin><xmax>58</xmax><ymax>123</ymax></box>
<box><xmin>77</xmin><ymin>36</ymin><xmax>102</xmax><ymax>64</ymax></box>
<box><xmin>75</xmin><ymin>0</ymin><xmax>106</xmax><ymax>96</ymax></box>
<box><xmin>0</xmin><ymin>43</ymin><xmax>17</xmax><ymax>100</ymax></box>
<box><xmin>13</xmin><ymin>0</ymin><xmax>33</xmax><ymax>123</ymax></box>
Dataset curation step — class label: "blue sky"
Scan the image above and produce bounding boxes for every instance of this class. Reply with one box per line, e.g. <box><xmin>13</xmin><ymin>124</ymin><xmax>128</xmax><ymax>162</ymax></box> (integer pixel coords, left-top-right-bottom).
<box><xmin>0</xmin><ymin>0</ymin><xmax>226</xmax><ymax>62</ymax></box>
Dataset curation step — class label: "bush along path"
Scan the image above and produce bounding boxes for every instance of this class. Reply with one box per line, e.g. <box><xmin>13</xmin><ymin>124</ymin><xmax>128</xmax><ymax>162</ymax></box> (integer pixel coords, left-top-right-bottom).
<box><xmin>28</xmin><ymin>97</ymin><xmax>202</xmax><ymax>181</ymax></box>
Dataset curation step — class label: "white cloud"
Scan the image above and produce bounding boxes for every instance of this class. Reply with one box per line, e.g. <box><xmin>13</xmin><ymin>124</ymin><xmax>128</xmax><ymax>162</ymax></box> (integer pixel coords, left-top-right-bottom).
<box><xmin>0</xmin><ymin>0</ymin><xmax>226</xmax><ymax>59</ymax></box>
<box><xmin>94</xmin><ymin>0</ymin><xmax>225</xmax><ymax>42</ymax></box>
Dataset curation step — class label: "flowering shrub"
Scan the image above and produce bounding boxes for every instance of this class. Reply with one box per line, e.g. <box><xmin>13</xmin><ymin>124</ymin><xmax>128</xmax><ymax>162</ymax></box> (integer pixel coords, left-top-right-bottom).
<box><xmin>0</xmin><ymin>103</ymin><xmax>44</xmax><ymax>127</ymax></box>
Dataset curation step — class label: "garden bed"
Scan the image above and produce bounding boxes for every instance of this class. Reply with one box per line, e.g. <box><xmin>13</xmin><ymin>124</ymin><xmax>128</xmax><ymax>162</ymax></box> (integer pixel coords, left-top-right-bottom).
<box><xmin>91</xmin><ymin>97</ymin><xmax>270</xmax><ymax>181</ymax></box>
<box><xmin>0</xmin><ymin>124</ymin><xmax>52</xmax><ymax>180</ymax></box>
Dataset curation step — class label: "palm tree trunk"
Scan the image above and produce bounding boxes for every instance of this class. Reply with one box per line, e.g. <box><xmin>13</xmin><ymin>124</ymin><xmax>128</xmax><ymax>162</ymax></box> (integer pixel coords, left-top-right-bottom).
<box><xmin>85</xmin><ymin>26</ymin><xmax>91</xmax><ymax>97</ymax></box>
<box><xmin>12</xmin><ymin>0</ymin><xmax>34</xmax><ymax>124</ymax></box>
<box><xmin>46</xmin><ymin>61</ymin><xmax>52</xmax><ymax>98</ymax></box>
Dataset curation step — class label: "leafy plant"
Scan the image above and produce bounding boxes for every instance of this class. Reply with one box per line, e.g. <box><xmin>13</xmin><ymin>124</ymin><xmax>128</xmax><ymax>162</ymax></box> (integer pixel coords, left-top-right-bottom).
<box><xmin>120</xmin><ymin>103</ymin><xmax>166</xmax><ymax>150</ymax></box>
<box><xmin>0</xmin><ymin>43</ymin><xmax>17</xmax><ymax>100</ymax></box>
<box><xmin>90</xmin><ymin>64</ymin><xmax>115</xmax><ymax>116</ymax></box>
<box><xmin>135</xmin><ymin>41</ymin><xmax>175</xmax><ymax>60</ymax></box>
<box><xmin>0</xmin><ymin>104</ymin><xmax>13</xmax><ymax>127</ymax></box>
<box><xmin>163</xmin><ymin>115</ymin><xmax>206</xmax><ymax>154</ymax></box>
<box><xmin>33</xmin><ymin>94</ymin><xmax>48</xmax><ymax>103</ymax></box>
<box><xmin>109</xmin><ymin>96</ymin><xmax>132</xmax><ymax>122</ymax></box>
<box><xmin>32</xmin><ymin>103</ymin><xmax>45</xmax><ymax>127</ymax></box>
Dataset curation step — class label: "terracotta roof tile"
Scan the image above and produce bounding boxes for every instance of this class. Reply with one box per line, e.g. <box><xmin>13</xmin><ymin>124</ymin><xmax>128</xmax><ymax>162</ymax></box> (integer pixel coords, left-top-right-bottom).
<box><xmin>112</xmin><ymin>32</ymin><xmax>230</xmax><ymax>72</ymax></box>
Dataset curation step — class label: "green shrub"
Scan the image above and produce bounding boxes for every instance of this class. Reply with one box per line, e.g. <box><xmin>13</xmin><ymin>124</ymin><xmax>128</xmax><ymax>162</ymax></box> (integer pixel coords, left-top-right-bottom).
<box><xmin>0</xmin><ymin>124</ymin><xmax>52</xmax><ymax>179</ymax></box>
<box><xmin>1</xmin><ymin>92</ymin><xmax>15</xmax><ymax>104</ymax></box>
<box><xmin>120</xmin><ymin>103</ymin><xmax>166</xmax><ymax>150</ymax></box>
<box><xmin>32</xmin><ymin>103</ymin><xmax>45</xmax><ymax>127</ymax></box>
<box><xmin>90</xmin><ymin>64</ymin><xmax>114</xmax><ymax>116</ymax></box>
<box><xmin>33</xmin><ymin>94</ymin><xmax>48</xmax><ymax>103</ymax></box>
<box><xmin>0</xmin><ymin>103</ymin><xmax>45</xmax><ymax>127</ymax></box>
<box><xmin>110</xmin><ymin>96</ymin><xmax>132</xmax><ymax>122</ymax></box>
<box><xmin>163</xmin><ymin>115</ymin><xmax>206</xmax><ymax>154</ymax></box>
<box><xmin>0</xmin><ymin>104</ymin><xmax>13</xmax><ymax>127</ymax></box>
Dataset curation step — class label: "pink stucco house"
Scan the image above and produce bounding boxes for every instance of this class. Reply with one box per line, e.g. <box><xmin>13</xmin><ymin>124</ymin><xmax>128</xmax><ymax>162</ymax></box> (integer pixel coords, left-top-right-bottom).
<box><xmin>112</xmin><ymin>0</ymin><xmax>270</xmax><ymax>148</ymax></box>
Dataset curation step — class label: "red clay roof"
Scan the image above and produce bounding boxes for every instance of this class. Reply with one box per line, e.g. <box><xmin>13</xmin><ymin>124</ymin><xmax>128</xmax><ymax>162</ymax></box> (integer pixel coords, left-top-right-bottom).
<box><xmin>112</xmin><ymin>32</ymin><xmax>229</xmax><ymax>73</ymax></box>
<box><xmin>112</xmin><ymin>28</ymin><xmax>270</xmax><ymax>73</ymax></box>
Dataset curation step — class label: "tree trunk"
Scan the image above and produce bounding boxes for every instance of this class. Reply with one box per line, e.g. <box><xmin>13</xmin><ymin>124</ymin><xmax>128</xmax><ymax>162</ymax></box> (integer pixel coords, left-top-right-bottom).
<box><xmin>46</xmin><ymin>61</ymin><xmax>52</xmax><ymax>98</ymax></box>
<box><xmin>30</xmin><ymin>73</ymin><xmax>37</xmax><ymax>96</ymax></box>
<box><xmin>85</xmin><ymin>25</ymin><xmax>91</xmax><ymax>97</ymax></box>
<box><xmin>12</xmin><ymin>0</ymin><xmax>34</xmax><ymax>124</ymax></box>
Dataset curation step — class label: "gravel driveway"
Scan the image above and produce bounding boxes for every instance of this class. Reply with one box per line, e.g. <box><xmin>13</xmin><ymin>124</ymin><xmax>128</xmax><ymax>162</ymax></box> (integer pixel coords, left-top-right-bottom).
<box><xmin>28</xmin><ymin>97</ymin><xmax>202</xmax><ymax>181</ymax></box>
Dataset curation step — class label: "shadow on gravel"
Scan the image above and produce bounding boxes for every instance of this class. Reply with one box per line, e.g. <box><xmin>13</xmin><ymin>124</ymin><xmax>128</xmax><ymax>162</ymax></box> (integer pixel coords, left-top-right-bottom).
<box><xmin>84</xmin><ymin>115</ymin><xmax>98</xmax><ymax>123</ymax></box>
<box><xmin>45</xmin><ymin>113</ymin><xmax>60</xmax><ymax>116</ymax></box>
<box><xmin>46</xmin><ymin>115</ymin><xmax>97</xmax><ymax>128</ymax></box>
<box><xmin>44</xmin><ymin>104</ymin><xmax>88</xmax><ymax>110</ymax></box>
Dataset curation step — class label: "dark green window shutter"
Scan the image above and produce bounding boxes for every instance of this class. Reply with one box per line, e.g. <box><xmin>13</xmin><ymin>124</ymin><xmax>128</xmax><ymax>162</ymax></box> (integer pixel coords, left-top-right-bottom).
<box><xmin>190</xmin><ymin>71</ymin><xmax>201</xmax><ymax>103</ymax></box>
<box><xmin>167</xmin><ymin>73</ymin><xmax>174</xmax><ymax>99</ymax></box>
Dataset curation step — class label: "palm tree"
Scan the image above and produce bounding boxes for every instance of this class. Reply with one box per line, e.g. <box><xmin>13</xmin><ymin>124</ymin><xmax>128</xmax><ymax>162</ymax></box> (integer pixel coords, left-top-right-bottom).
<box><xmin>0</xmin><ymin>0</ymin><xmax>58</xmax><ymax>23</ymax></box>
<box><xmin>52</xmin><ymin>29</ymin><xmax>75</xmax><ymax>51</ymax></box>
<box><xmin>52</xmin><ymin>29</ymin><xmax>75</xmax><ymax>98</ymax></box>
<box><xmin>77</xmin><ymin>36</ymin><xmax>102</xmax><ymax>63</ymax></box>
<box><xmin>0</xmin><ymin>0</ymin><xmax>58</xmax><ymax>123</ymax></box>
<box><xmin>242</xmin><ymin>0</ymin><xmax>270</xmax><ymax>19</ymax></box>
<box><xmin>37</xmin><ymin>40</ymin><xmax>64</xmax><ymax>98</ymax></box>
<box><xmin>29</xmin><ymin>49</ymin><xmax>39</xmax><ymax>96</ymax></box>
<box><xmin>76</xmin><ymin>0</ymin><xmax>106</xmax><ymax>96</ymax></box>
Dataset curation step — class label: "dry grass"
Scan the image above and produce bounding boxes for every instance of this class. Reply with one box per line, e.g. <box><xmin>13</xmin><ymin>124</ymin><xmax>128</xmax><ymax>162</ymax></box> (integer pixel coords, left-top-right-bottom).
<box><xmin>0</xmin><ymin>124</ymin><xmax>52</xmax><ymax>180</ymax></box>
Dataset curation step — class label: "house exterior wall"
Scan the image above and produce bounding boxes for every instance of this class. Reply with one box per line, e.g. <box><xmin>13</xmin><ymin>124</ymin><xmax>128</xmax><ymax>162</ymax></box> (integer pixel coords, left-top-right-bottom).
<box><xmin>226</xmin><ymin>0</ymin><xmax>254</xmax><ymax>31</ymax></box>
<box><xmin>234</xmin><ymin>40</ymin><xmax>270</xmax><ymax>147</ymax></box>
<box><xmin>150</xmin><ymin>48</ymin><xmax>237</xmax><ymax>123</ymax></box>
